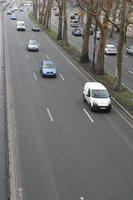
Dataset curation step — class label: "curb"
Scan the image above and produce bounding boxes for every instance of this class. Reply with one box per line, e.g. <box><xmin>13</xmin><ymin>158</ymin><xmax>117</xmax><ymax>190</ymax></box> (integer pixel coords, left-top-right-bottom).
<box><xmin>45</xmin><ymin>30</ymin><xmax>133</xmax><ymax>125</ymax></box>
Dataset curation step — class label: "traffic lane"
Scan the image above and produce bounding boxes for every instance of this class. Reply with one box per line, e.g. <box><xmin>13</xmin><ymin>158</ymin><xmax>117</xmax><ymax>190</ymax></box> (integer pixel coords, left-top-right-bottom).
<box><xmin>6</xmin><ymin>12</ymin><xmax>133</xmax><ymax>132</ymax></box>
<box><xmin>5</xmin><ymin>13</ymin><xmax>133</xmax><ymax>200</ymax></box>
<box><xmin>51</xmin><ymin>15</ymin><xmax>133</xmax><ymax>90</ymax></box>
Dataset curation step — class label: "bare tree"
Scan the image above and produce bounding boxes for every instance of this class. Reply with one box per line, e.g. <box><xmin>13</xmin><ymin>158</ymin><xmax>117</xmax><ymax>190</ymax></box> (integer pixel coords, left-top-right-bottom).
<box><xmin>55</xmin><ymin>0</ymin><xmax>63</xmax><ymax>40</ymax></box>
<box><xmin>62</xmin><ymin>0</ymin><xmax>68</xmax><ymax>46</ymax></box>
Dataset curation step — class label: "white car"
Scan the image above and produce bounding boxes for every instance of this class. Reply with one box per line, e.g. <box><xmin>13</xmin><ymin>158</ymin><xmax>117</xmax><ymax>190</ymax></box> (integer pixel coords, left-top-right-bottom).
<box><xmin>27</xmin><ymin>40</ymin><xmax>40</xmax><ymax>51</ymax></box>
<box><xmin>104</xmin><ymin>44</ymin><xmax>117</xmax><ymax>55</ymax></box>
<box><xmin>96</xmin><ymin>31</ymin><xmax>101</xmax><ymax>39</ymax></box>
<box><xmin>83</xmin><ymin>82</ymin><xmax>112</xmax><ymax>112</ymax></box>
<box><xmin>126</xmin><ymin>46</ymin><xmax>133</xmax><ymax>55</ymax></box>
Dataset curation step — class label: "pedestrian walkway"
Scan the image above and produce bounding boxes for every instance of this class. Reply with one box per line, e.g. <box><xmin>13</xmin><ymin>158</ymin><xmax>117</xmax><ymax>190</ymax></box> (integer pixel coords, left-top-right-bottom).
<box><xmin>0</xmin><ymin>7</ymin><xmax>9</xmax><ymax>200</ymax></box>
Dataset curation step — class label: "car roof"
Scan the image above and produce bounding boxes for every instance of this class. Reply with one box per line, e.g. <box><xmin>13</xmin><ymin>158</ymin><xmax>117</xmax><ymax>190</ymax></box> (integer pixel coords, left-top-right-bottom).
<box><xmin>84</xmin><ymin>82</ymin><xmax>107</xmax><ymax>90</ymax></box>
<box><xmin>43</xmin><ymin>60</ymin><xmax>53</xmax><ymax>64</ymax></box>
<box><xmin>106</xmin><ymin>44</ymin><xmax>116</xmax><ymax>47</ymax></box>
<box><xmin>28</xmin><ymin>40</ymin><xmax>37</xmax><ymax>42</ymax></box>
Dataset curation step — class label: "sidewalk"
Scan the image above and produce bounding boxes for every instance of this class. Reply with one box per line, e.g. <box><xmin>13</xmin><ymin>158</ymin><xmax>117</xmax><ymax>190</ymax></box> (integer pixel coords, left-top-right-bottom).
<box><xmin>0</xmin><ymin>6</ymin><xmax>9</xmax><ymax>200</ymax></box>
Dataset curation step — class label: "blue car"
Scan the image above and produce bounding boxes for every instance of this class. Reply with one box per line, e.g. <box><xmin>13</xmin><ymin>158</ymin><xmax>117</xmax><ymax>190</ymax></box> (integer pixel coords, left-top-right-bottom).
<box><xmin>39</xmin><ymin>60</ymin><xmax>57</xmax><ymax>78</ymax></box>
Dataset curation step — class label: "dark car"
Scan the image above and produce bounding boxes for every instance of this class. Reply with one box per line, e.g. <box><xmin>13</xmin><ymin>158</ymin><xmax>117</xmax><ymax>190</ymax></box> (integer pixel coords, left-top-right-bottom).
<box><xmin>126</xmin><ymin>46</ymin><xmax>133</xmax><ymax>55</ymax></box>
<box><xmin>11</xmin><ymin>15</ymin><xmax>17</xmax><ymax>20</ymax></box>
<box><xmin>39</xmin><ymin>60</ymin><xmax>57</xmax><ymax>78</ymax></box>
<box><xmin>32</xmin><ymin>24</ymin><xmax>41</xmax><ymax>32</ymax></box>
<box><xmin>72</xmin><ymin>28</ymin><xmax>82</xmax><ymax>36</ymax></box>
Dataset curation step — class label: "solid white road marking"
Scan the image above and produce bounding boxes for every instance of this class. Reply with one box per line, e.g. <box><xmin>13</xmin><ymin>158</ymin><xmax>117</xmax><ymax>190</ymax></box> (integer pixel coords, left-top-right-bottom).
<box><xmin>46</xmin><ymin>55</ymin><xmax>50</xmax><ymax>59</ymax></box>
<box><xmin>128</xmin><ymin>70</ymin><xmax>133</xmax><ymax>75</ymax></box>
<box><xmin>33</xmin><ymin>72</ymin><xmax>37</xmax><ymax>80</ymax></box>
<box><xmin>83</xmin><ymin>108</ymin><xmax>94</xmax><ymax>123</ymax></box>
<box><xmin>17</xmin><ymin>188</ymin><xmax>23</xmax><ymax>199</ymax></box>
<box><xmin>59</xmin><ymin>73</ymin><xmax>65</xmax><ymax>80</ymax></box>
<box><xmin>46</xmin><ymin>38</ymin><xmax>88</xmax><ymax>81</ymax></box>
<box><xmin>46</xmin><ymin>107</ymin><xmax>54</xmax><ymax>122</ymax></box>
<box><xmin>80</xmin><ymin>197</ymin><xmax>85</xmax><ymax>200</ymax></box>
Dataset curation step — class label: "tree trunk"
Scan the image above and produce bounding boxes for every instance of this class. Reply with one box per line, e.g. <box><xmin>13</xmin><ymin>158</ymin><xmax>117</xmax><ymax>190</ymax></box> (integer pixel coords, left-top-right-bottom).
<box><xmin>80</xmin><ymin>11</ymin><xmax>92</xmax><ymax>63</ymax></box>
<box><xmin>40</xmin><ymin>0</ymin><xmax>46</xmax><ymax>24</ymax></box>
<box><xmin>62</xmin><ymin>0</ymin><xmax>68</xmax><ymax>46</ymax></box>
<box><xmin>95</xmin><ymin>28</ymin><xmax>107</xmax><ymax>74</ymax></box>
<box><xmin>95</xmin><ymin>0</ymin><xmax>113</xmax><ymax>74</ymax></box>
<box><xmin>114</xmin><ymin>0</ymin><xmax>127</xmax><ymax>91</ymax></box>
<box><xmin>57</xmin><ymin>5</ymin><xmax>63</xmax><ymax>40</ymax></box>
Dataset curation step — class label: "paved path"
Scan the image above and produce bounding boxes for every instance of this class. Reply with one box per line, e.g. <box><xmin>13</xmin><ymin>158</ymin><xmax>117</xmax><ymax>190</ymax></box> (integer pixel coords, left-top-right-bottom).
<box><xmin>0</xmin><ymin>5</ymin><xmax>9</xmax><ymax>200</ymax></box>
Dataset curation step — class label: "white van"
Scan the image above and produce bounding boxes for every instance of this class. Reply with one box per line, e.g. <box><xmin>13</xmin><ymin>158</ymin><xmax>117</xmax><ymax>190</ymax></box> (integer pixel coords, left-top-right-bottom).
<box><xmin>16</xmin><ymin>21</ymin><xmax>26</xmax><ymax>31</ymax></box>
<box><xmin>83</xmin><ymin>82</ymin><xmax>112</xmax><ymax>112</ymax></box>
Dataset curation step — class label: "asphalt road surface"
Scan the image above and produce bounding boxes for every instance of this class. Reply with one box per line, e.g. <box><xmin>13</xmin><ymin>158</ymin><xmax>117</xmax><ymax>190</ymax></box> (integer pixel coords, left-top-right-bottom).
<box><xmin>51</xmin><ymin>8</ymin><xmax>133</xmax><ymax>91</ymax></box>
<box><xmin>4</xmin><ymin>7</ymin><xmax>133</xmax><ymax>200</ymax></box>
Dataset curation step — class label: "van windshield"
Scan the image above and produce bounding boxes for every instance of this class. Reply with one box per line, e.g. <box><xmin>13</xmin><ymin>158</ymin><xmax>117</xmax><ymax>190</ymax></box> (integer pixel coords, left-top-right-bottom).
<box><xmin>92</xmin><ymin>90</ymin><xmax>109</xmax><ymax>98</ymax></box>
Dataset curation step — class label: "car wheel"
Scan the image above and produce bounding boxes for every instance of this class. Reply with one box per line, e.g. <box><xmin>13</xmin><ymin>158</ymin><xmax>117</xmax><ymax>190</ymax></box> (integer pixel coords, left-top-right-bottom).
<box><xmin>83</xmin><ymin>95</ymin><xmax>86</xmax><ymax>102</ymax></box>
<box><xmin>90</xmin><ymin>103</ymin><xmax>94</xmax><ymax>111</ymax></box>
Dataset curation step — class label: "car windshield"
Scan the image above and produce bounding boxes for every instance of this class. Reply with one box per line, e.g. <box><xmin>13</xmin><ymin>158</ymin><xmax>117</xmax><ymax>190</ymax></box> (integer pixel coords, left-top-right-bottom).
<box><xmin>29</xmin><ymin>40</ymin><xmax>37</xmax><ymax>45</ymax></box>
<box><xmin>92</xmin><ymin>90</ymin><xmax>109</xmax><ymax>98</ymax></box>
<box><xmin>43</xmin><ymin>62</ymin><xmax>54</xmax><ymax>68</ymax></box>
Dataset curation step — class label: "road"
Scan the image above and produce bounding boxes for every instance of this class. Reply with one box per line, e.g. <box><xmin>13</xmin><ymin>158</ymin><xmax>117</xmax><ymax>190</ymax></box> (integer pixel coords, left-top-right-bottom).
<box><xmin>4</xmin><ymin>6</ymin><xmax>133</xmax><ymax>200</ymax></box>
<box><xmin>51</xmin><ymin>8</ymin><xmax>133</xmax><ymax>91</ymax></box>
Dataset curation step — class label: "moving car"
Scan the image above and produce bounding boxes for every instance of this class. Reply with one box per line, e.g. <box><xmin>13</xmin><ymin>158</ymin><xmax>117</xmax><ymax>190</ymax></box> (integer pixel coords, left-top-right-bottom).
<box><xmin>11</xmin><ymin>15</ymin><xmax>17</xmax><ymax>20</ymax></box>
<box><xmin>32</xmin><ymin>24</ymin><xmax>41</xmax><ymax>32</ymax></box>
<box><xmin>72</xmin><ymin>28</ymin><xmax>82</xmax><ymax>36</ymax></box>
<box><xmin>83</xmin><ymin>82</ymin><xmax>112</xmax><ymax>112</ymax></box>
<box><xmin>126</xmin><ymin>46</ymin><xmax>133</xmax><ymax>55</ymax></box>
<box><xmin>26</xmin><ymin>40</ymin><xmax>39</xmax><ymax>51</ymax></box>
<box><xmin>16</xmin><ymin>21</ymin><xmax>26</xmax><ymax>31</ymax></box>
<box><xmin>39</xmin><ymin>60</ymin><xmax>57</xmax><ymax>78</ymax></box>
<box><xmin>104</xmin><ymin>44</ymin><xmax>117</xmax><ymax>55</ymax></box>
<box><xmin>7</xmin><ymin>11</ymin><xmax>11</xmax><ymax>15</ymax></box>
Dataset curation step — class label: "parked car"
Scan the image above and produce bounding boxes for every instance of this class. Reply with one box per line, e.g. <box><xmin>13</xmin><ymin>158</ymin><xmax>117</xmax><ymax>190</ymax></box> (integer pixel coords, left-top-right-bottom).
<box><xmin>96</xmin><ymin>31</ymin><xmax>101</xmax><ymax>39</ymax></box>
<box><xmin>104</xmin><ymin>44</ymin><xmax>117</xmax><ymax>55</ymax></box>
<box><xmin>11</xmin><ymin>15</ymin><xmax>17</xmax><ymax>20</ymax></box>
<box><xmin>55</xmin><ymin>12</ymin><xmax>59</xmax><ymax>16</ymax></box>
<box><xmin>26</xmin><ymin>40</ymin><xmax>39</xmax><ymax>51</ymax></box>
<box><xmin>126</xmin><ymin>46</ymin><xmax>133</xmax><ymax>55</ymax></box>
<box><xmin>32</xmin><ymin>24</ymin><xmax>41</xmax><ymax>32</ymax></box>
<box><xmin>72</xmin><ymin>28</ymin><xmax>82</xmax><ymax>36</ymax></box>
<box><xmin>71</xmin><ymin>20</ymin><xmax>78</xmax><ymax>27</ymax></box>
<box><xmin>89</xmin><ymin>28</ymin><xmax>93</xmax><ymax>35</ymax></box>
<box><xmin>83</xmin><ymin>82</ymin><xmax>112</xmax><ymax>112</ymax></box>
<box><xmin>19</xmin><ymin>7</ymin><xmax>23</xmax><ymax>12</ymax></box>
<box><xmin>39</xmin><ymin>60</ymin><xmax>57</xmax><ymax>78</ymax></box>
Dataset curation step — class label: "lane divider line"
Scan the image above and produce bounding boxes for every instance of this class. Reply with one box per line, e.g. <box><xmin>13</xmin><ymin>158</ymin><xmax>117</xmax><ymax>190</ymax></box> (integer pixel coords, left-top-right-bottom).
<box><xmin>128</xmin><ymin>70</ymin><xmax>133</xmax><ymax>75</ymax></box>
<box><xmin>46</xmin><ymin>38</ymin><xmax>88</xmax><ymax>81</ymax></box>
<box><xmin>83</xmin><ymin>108</ymin><xmax>94</xmax><ymax>123</ymax></box>
<box><xmin>59</xmin><ymin>73</ymin><xmax>65</xmax><ymax>80</ymax></box>
<box><xmin>33</xmin><ymin>72</ymin><xmax>37</xmax><ymax>80</ymax></box>
<box><xmin>123</xmin><ymin>55</ymin><xmax>128</xmax><ymax>58</ymax></box>
<box><xmin>46</xmin><ymin>107</ymin><xmax>54</xmax><ymax>122</ymax></box>
<box><xmin>46</xmin><ymin>54</ymin><xmax>50</xmax><ymax>59</ymax></box>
